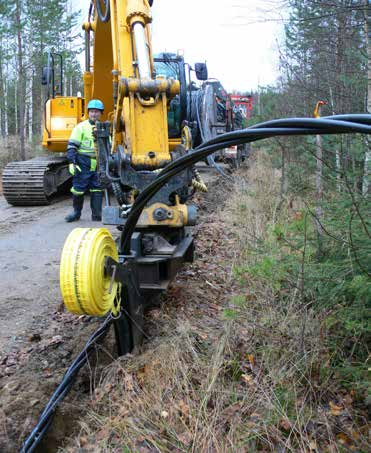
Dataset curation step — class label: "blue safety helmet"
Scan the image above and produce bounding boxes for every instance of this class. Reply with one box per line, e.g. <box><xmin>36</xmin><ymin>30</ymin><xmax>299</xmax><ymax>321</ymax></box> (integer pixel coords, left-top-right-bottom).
<box><xmin>87</xmin><ymin>99</ymin><xmax>104</xmax><ymax>111</ymax></box>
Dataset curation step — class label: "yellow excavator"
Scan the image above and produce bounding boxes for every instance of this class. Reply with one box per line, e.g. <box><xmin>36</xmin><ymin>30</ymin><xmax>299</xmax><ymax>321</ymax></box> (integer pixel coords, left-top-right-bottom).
<box><xmin>2</xmin><ymin>2</ymin><xmax>211</xmax><ymax>205</ymax></box>
<box><xmin>2</xmin><ymin>52</ymin><xmax>74</xmax><ymax>205</ymax></box>
<box><xmin>42</xmin><ymin>0</ymin><xmax>210</xmax><ymax>354</ymax></box>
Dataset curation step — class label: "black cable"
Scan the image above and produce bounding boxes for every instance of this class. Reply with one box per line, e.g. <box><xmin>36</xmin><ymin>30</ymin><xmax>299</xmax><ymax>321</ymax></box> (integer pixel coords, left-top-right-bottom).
<box><xmin>21</xmin><ymin>316</ymin><xmax>113</xmax><ymax>453</ymax></box>
<box><xmin>119</xmin><ymin>115</ymin><xmax>371</xmax><ymax>253</ymax></box>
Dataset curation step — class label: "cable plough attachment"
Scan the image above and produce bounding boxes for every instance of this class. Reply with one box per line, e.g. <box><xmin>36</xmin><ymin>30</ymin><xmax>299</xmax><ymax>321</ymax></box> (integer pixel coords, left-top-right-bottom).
<box><xmin>60</xmin><ymin>0</ymin><xmax>198</xmax><ymax>356</ymax></box>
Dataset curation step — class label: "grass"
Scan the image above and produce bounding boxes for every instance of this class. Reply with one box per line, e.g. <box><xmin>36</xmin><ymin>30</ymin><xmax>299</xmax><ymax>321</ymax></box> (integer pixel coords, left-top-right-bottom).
<box><xmin>61</xmin><ymin>152</ymin><xmax>370</xmax><ymax>452</ymax></box>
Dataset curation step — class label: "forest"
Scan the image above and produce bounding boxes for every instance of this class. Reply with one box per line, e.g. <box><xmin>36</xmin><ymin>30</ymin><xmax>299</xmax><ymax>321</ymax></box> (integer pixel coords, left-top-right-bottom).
<box><xmin>0</xmin><ymin>0</ymin><xmax>82</xmax><ymax>162</ymax></box>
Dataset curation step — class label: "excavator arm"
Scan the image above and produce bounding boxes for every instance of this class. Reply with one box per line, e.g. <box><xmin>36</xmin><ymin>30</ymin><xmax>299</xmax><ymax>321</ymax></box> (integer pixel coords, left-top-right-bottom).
<box><xmin>83</xmin><ymin>0</ymin><xmax>179</xmax><ymax>167</ymax></box>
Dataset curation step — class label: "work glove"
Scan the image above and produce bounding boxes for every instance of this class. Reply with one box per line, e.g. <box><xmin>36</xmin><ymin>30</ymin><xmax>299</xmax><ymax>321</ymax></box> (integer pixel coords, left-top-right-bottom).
<box><xmin>69</xmin><ymin>163</ymin><xmax>82</xmax><ymax>175</ymax></box>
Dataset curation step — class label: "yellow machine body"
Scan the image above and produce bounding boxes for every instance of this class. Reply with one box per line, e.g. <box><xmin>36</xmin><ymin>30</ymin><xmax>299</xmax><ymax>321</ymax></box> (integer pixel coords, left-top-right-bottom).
<box><xmin>42</xmin><ymin>96</ymin><xmax>84</xmax><ymax>152</ymax></box>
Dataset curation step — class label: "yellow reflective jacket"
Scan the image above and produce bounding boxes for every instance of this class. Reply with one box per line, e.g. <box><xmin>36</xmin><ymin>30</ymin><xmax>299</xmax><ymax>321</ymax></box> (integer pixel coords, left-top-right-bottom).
<box><xmin>69</xmin><ymin>119</ymin><xmax>95</xmax><ymax>157</ymax></box>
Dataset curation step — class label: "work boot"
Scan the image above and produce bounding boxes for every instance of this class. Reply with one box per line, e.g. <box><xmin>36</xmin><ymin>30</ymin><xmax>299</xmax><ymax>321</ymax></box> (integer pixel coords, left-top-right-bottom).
<box><xmin>65</xmin><ymin>195</ymin><xmax>84</xmax><ymax>222</ymax></box>
<box><xmin>90</xmin><ymin>191</ymin><xmax>103</xmax><ymax>221</ymax></box>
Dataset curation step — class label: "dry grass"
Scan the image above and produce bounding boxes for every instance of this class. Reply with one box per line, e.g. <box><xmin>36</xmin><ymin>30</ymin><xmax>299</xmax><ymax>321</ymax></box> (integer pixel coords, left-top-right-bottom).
<box><xmin>0</xmin><ymin>136</ymin><xmax>41</xmax><ymax>170</ymax></box>
<box><xmin>61</xmin><ymin>153</ymin><xmax>369</xmax><ymax>452</ymax></box>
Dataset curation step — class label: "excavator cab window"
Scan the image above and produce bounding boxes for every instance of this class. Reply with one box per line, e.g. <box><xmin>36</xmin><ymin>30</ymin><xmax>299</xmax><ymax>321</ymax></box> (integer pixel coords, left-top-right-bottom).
<box><xmin>154</xmin><ymin>58</ymin><xmax>182</xmax><ymax>138</ymax></box>
<box><xmin>154</xmin><ymin>60</ymin><xmax>180</xmax><ymax>80</ymax></box>
<box><xmin>41</xmin><ymin>52</ymin><xmax>64</xmax><ymax>99</ymax></box>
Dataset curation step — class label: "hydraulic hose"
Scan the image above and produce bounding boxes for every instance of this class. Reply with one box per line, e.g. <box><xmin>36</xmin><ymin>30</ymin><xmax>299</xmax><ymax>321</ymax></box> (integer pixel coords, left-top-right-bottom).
<box><xmin>96</xmin><ymin>0</ymin><xmax>110</xmax><ymax>22</ymax></box>
<box><xmin>112</xmin><ymin>181</ymin><xmax>127</xmax><ymax>205</ymax></box>
<box><xmin>119</xmin><ymin>115</ymin><xmax>371</xmax><ymax>254</ymax></box>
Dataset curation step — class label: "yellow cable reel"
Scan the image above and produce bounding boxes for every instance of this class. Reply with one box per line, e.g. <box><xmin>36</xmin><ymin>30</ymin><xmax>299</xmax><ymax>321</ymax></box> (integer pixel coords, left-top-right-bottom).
<box><xmin>60</xmin><ymin>228</ymin><xmax>119</xmax><ymax>317</ymax></box>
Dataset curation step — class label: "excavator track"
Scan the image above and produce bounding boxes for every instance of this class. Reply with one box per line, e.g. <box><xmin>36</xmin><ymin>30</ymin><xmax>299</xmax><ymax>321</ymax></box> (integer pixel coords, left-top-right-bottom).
<box><xmin>2</xmin><ymin>156</ymin><xmax>71</xmax><ymax>206</ymax></box>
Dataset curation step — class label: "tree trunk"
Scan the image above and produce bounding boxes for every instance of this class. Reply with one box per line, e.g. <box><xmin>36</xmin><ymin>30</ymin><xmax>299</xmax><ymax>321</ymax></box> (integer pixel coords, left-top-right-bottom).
<box><xmin>15</xmin><ymin>0</ymin><xmax>25</xmax><ymax>160</ymax></box>
<box><xmin>315</xmin><ymin>133</ymin><xmax>324</xmax><ymax>257</ymax></box>
<box><xmin>0</xmin><ymin>48</ymin><xmax>6</xmax><ymax>138</ymax></box>
<box><xmin>364</xmin><ymin>0</ymin><xmax>370</xmax><ymax>195</ymax></box>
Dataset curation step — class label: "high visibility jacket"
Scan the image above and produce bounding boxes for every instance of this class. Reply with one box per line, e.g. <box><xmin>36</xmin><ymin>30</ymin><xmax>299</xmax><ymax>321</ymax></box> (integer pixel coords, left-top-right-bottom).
<box><xmin>68</xmin><ymin>119</ymin><xmax>96</xmax><ymax>157</ymax></box>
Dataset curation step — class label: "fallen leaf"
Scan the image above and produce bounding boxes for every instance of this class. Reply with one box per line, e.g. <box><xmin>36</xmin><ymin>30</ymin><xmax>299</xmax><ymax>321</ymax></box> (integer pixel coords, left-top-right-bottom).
<box><xmin>104</xmin><ymin>383</ymin><xmax>113</xmax><ymax>393</ymax></box>
<box><xmin>248</xmin><ymin>354</ymin><xmax>255</xmax><ymax>367</ymax></box>
<box><xmin>124</xmin><ymin>374</ymin><xmax>135</xmax><ymax>392</ymax></box>
<box><xmin>178</xmin><ymin>400</ymin><xmax>190</xmax><ymax>417</ymax></box>
<box><xmin>79</xmin><ymin>436</ymin><xmax>88</xmax><ymax>446</ymax></box>
<box><xmin>43</xmin><ymin>369</ymin><xmax>53</xmax><ymax>378</ymax></box>
<box><xmin>136</xmin><ymin>369</ymin><xmax>146</xmax><ymax>383</ymax></box>
<box><xmin>343</xmin><ymin>394</ymin><xmax>353</xmax><ymax>407</ymax></box>
<box><xmin>279</xmin><ymin>418</ymin><xmax>291</xmax><ymax>431</ymax></box>
<box><xmin>241</xmin><ymin>374</ymin><xmax>254</xmax><ymax>385</ymax></box>
<box><xmin>293</xmin><ymin>211</ymin><xmax>303</xmax><ymax>221</ymax></box>
<box><xmin>336</xmin><ymin>433</ymin><xmax>352</xmax><ymax>445</ymax></box>
<box><xmin>329</xmin><ymin>401</ymin><xmax>343</xmax><ymax>416</ymax></box>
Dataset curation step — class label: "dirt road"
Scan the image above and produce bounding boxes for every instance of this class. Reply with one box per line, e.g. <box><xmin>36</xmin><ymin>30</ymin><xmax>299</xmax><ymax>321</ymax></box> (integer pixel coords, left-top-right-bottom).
<box><xmin>0</xmin><ymin>196</ymin><xmax>112</xmax><ymax>355</ymax></box>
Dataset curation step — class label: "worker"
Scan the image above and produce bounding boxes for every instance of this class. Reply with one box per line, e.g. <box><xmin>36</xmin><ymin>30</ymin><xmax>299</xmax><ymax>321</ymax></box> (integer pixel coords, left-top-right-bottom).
<box><xmin>65</xmin><ymin>99</ymin><xmax>104</xmax><ymax>222</ymax></box>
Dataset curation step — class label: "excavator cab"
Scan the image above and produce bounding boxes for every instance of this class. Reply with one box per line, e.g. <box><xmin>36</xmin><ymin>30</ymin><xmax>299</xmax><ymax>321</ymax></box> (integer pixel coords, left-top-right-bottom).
<box><xmin>153</xmin><ymin>52</ymin><xmax>208</xmax><ymax>146</ymax></box>
<box><xmin>41</xmin><ymin>52</ymin><xmax>84</xmax><ymax>153</ymax></box>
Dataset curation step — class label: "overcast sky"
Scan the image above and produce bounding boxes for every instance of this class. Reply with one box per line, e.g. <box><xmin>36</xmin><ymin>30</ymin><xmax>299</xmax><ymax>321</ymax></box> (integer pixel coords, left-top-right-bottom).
<box><xmin>78</xmin><ymin>0</ymin><xmax>286</xmax><ymax>92</ymax></box>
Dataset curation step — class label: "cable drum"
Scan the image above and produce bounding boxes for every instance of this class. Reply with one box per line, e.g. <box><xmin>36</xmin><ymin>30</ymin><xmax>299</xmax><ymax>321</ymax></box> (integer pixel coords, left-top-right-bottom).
<box><xmin>187</xmin><ymin>90</ymin><xmax>202</xmax><ymax>147</ymax></box>
<box><xmin>60</xmin><ymin>228</ymin><xmax>118</xmax><ymax>316</ymax></box>
<box><xmin>200</xmin><ymin>84</ymin><xmax>218</xmax><ymax>141</ymax></box>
